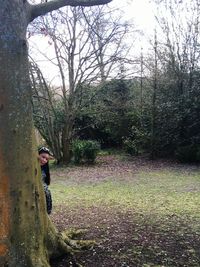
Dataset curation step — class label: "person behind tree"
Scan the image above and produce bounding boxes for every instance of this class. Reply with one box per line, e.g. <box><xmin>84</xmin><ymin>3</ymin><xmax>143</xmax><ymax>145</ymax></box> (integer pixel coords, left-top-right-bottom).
<box><xmin>38</xmin><ymin>146</ymin><xmax>53</xmax><ymax>214</ymax></box>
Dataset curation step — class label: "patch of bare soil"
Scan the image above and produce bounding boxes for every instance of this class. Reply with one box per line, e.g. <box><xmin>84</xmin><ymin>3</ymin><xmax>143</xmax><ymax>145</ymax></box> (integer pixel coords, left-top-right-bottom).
<box><xmin>50</xmin><ymin>205</ymin><xmax>200</xmax><ymax>267</ymax></box>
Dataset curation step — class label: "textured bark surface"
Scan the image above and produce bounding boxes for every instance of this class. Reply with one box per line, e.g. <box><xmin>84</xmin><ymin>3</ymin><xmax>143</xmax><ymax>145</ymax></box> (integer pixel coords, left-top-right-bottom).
<box><xmin>0</xmin><ymin>2</ymin><xmax>50</xmax><ymax>266</ymax></box>
<box><xmin>62</xmin><ymin>122</ymin><xmax>73</xmax><ymax>164</ymax></box>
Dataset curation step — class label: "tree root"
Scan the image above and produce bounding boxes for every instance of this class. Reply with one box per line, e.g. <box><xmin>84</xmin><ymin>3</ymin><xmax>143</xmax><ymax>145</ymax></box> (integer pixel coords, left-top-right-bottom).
<box><xmin>47</xmin><ymin>218</ymin><xmax>95</xmax><ymax>266</ymax></box>
<box><xmin>61</xmin><ymin>230</ymin><xmax>96</xmax><ymax>250</ymax></box>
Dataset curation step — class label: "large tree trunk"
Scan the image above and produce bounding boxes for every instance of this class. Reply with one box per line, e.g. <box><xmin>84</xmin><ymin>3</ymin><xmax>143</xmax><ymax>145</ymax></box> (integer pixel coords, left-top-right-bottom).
<box><xmin>0</xmin><ymin>1</ymin><xmax>74</xmax><ymax>266</ymax></box>
<box><xmin>0</xmin><ymin>2</ymin><xmax>48</xmax><ymax>266</ymax></box>
<box><xmin>1</xmin><ymin>1</ymin><xmax>46</xmax><ymax>266</ymax></box>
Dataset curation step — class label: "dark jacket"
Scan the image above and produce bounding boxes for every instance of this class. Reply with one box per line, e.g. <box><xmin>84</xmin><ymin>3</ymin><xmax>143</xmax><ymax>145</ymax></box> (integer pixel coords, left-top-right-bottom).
<box><xmin>41</xmin><ymin>163</ymin><xmax>51</xmax><ymax>185</ymax></box>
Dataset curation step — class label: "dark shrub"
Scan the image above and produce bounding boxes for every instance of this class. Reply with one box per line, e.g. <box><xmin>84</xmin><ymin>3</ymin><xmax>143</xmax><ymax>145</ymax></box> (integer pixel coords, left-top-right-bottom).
<box><xmin>175</xmin><ymin>145</ymin><xmax>198</xmax><ymax>163</ymax></box>
<box><xmin>123</xmin><ymin>138</ymin><xmax>138</xmax><ymax>156</ymax></box>
<box><xmin>72</xmin><ymin>140</ymin><xmax>84</xmax><ymax>164</ymax></box>
<box><xmin>72</xmin><ymin>140</ymin><xmax>100</xmax><ymax>164</ymax></box>
<box><xmin>195</xmin><ymin>147</ymin><xmax>200</xmax><ymax>162</ymax></box>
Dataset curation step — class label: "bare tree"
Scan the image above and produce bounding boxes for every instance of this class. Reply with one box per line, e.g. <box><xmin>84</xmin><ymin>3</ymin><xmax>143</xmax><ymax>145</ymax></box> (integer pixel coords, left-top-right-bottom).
<box><xmin>153</xmin><ymin>0</ymin><xmax>200</xmax><ymax>94</ymax></box>
<box><xmin>29</xmin><ymin>5</ymin><xmax>133</xmax><ymax>164</ymax></box>
<box><xmin>150</xmin><ymin>30</ymin><xmax>158</xmax><ymax>159</ymax></box>
<box><xmin>30</xmin><ymin>60</ymin><xmax>63</xmax><ymax>162</ymax></box>
<box><xmin>83</xmin><ymin>6</ymin><xmax>133</xmax><ymax>81</ymax></box>
<box><xmin>152</xmin><ymin>0</ymin><xmax>200</xmax><ymax>147</ymax></box>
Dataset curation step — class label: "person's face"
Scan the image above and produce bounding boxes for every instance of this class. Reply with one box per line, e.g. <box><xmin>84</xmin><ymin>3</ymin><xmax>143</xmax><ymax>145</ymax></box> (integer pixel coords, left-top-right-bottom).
<box><xmin>38</xmin><ymin>152</ymin><xmax>50</xmax><ymax>166</ymax></box>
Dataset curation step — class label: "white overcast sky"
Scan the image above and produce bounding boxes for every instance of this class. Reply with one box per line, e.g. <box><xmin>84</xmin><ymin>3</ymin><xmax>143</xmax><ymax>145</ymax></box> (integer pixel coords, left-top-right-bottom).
<box><xmin>117</xmin><ymin>0</ymin><xmax>156</xmax><ymax>53</ymax></box>
<box><xmin>114</xmin><ymin>0</ymin><xmax>155</xmax><ymax>30</ymax></box>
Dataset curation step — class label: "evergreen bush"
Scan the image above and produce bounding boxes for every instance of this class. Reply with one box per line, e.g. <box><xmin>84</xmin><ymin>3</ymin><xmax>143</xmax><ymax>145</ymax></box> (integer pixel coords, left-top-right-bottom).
<box><xmin>123</xmin><ymin>138</ymin><xmax>138</xmax><ymax>156</ymax></box>
<box><xmin>175</xmin><ymin>145</ymin><xmax>198</xmax><ymax>163</ymax></box>
<box><xmin>72</xmin><ymin>140</ymin><xmax>100</xmax><ymax>164</ymax></box>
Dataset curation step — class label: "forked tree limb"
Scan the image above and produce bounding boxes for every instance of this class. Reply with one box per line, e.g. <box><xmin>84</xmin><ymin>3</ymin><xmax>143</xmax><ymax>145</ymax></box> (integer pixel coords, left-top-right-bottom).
<box><xmin>29</xmin><ymin>0</ymin><xmax>112</xmax><ymax>22</ymax></box>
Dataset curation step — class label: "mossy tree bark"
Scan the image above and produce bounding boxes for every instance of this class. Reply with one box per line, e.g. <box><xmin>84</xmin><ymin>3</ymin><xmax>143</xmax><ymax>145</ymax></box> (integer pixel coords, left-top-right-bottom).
<box><xmin>0</xmin><ymin>0</ymin><xmax>111</xmax><ymax>266</ymax></box>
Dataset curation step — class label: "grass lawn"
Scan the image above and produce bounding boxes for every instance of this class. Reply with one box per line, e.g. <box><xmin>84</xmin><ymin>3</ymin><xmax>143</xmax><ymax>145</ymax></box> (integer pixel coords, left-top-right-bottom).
<box><xmin>50</xmin><ymin>155</ymin><xmax>200</xmax><ymax>267</ymax></box>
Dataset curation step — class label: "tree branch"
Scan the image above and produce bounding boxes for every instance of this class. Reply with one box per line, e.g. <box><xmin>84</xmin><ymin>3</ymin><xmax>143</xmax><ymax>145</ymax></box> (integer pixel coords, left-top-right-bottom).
<box><xmin>30</xmin><ymin>0</ymin><xmax>112</xmax><ymax>22</ymax></box>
